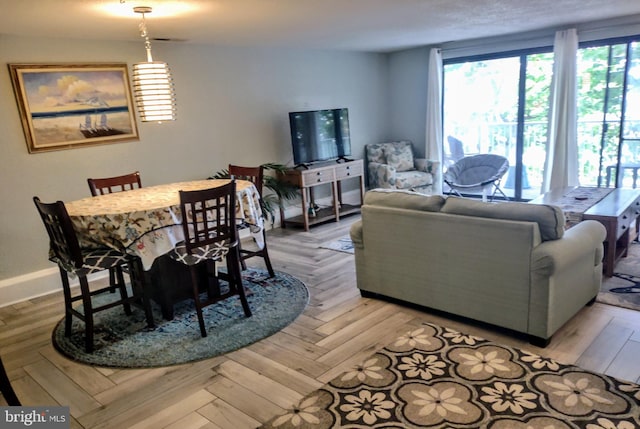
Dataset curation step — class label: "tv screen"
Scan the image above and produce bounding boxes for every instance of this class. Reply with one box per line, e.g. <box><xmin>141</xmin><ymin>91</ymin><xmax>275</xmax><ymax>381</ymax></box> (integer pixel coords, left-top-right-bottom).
<box><xmin>289</xmin><ymin>108</ymin><xmax>351</xmax><ymax>166</ymax></box>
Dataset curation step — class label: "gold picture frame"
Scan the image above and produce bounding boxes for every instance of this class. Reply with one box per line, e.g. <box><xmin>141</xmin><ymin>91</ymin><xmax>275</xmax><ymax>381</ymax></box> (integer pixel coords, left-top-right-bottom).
<box><xmin>8</xmin><ymin>63</ymin><xmax>139</xmax><ymax>153</ymax></box>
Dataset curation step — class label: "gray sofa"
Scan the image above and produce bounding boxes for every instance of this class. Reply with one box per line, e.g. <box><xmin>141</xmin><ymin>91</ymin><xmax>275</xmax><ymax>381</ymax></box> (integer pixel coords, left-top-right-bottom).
<box><xmin>349</xmin><ymin>189</ymin><xmax>607</xmax><ymax>346</ymax></box>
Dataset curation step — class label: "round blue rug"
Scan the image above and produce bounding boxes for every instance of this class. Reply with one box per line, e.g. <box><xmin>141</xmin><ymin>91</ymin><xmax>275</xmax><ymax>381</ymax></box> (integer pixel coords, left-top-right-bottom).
<box><xmin>52</xmin><ymin>269</ymin><xmax>308</xmax><ymax>368</ymax></box>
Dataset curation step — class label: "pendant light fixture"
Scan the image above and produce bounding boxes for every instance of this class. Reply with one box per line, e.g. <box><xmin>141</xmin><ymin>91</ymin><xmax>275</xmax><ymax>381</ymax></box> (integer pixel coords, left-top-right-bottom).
<box><xmin>131</xmin><ymin>6</ymin><xmax>176</xmax><ymax>122</ymax></box>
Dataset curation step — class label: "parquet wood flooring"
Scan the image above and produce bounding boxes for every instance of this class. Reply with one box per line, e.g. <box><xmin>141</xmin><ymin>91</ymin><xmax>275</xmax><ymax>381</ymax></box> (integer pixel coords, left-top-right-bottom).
<box><xmin>1</xmin><ymin>215</ymin><xmax>640</xmax><ymax>428</ymax></box>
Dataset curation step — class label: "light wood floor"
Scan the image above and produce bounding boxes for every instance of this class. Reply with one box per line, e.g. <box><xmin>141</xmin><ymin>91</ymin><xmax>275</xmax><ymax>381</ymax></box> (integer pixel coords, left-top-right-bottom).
<box><xmin>1</xmin><ymin>216</ymin><xmax>640</xmax><ymax>428</ymax></box>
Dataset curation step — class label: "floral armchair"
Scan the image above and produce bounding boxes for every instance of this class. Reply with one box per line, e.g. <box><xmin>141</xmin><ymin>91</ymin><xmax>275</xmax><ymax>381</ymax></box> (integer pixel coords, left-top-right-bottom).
<box><xmin>365</xmin><ymin>141</ymin><xmax>440</xmax><ymax>193</ymax></box>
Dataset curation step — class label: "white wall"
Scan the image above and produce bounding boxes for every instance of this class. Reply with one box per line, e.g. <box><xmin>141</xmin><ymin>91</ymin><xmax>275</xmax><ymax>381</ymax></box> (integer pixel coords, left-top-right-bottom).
<box><xmin>0</xmin><ymin>34</ymin><xmax>389</xmax><ymax>302</ymax></box>
<box><xmin>387</xmin><ymin>46</ymin><xmax>430</xmax><ymax>158</ymax></box>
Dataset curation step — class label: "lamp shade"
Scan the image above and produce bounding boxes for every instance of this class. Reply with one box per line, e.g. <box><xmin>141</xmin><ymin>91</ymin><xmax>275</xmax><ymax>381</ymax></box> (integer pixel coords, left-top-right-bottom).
<box><xmin>132</xmin><ymin>61</ymin><xmax>176</xmax><ymax>122</ymax></box>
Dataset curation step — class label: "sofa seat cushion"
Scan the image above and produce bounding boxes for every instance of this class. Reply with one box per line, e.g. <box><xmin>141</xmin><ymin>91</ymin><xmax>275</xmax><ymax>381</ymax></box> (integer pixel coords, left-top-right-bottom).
<box><xmin>441</xmin><ymin>197</ymin><xmax>564</xmax><ymax>241</ymax></box>
<box><xmin>394</xmin><ymin>171</ymin><xmax>434</xmax><ymax>189</ymax></box>
<box><xmin>365</xmin><ymin>189</ymin><xmax>446</xmax><ymax>211</ymax></box>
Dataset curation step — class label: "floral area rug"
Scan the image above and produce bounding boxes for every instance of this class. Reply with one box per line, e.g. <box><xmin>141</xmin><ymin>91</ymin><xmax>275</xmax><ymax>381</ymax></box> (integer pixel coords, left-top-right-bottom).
<box><xmin>52</xmin><ymin>269</ymin><xmax>308</xmax><ymax>368</ymax></box>
<box><xmin>319</xmin><ymin>236</ymin><xmax>354</xmax><ymax>254</ymax></box>
<box><xmin>600</xmin><ymin>241</ymin><xmax>640</xmax><ymax>311</ymax></box>
<box><xmin>260</xmin><ymin>322</ymin><xmax>640</xmax><ymax>429</ymax></box>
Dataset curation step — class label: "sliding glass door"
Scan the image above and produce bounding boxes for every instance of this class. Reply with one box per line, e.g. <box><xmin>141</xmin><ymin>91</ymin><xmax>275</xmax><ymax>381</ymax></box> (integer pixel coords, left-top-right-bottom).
<box><xmin>443</xmin><ymin>35</ymin><xmax>640</xmax><ymax>199</ymax></box>
<box><xmin>443</xmin><ymin>50</ymin><xmax>553</xmax><ymax>200</ymax></box>
<box><xmin>578</xmin><ymin>38</ymin><xmax>640</xmax><ymax>189</ymax></box>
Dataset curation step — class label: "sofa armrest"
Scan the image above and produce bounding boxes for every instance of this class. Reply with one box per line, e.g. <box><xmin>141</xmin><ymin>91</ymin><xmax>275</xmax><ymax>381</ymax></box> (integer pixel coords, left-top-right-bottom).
<box><xmin>531</xmin><ymin>220</ymin><xmax>606</xmax><ymax>276</ymax></box>
<box><xmin>415</xmin><ymin>158</ymin><xmax>441</xmax><ymax>193</ymax></box>
<box><xmin>368</xmin><ymin>162</ymin><xmax>397</xmax><ymax>189</ymax></box>
<box><xmin>350</xmin><ymin>220</ymin><xmax>364</xmax><ymax>249</ymax></box>
<box><xmin>415</xmin><ymin>158</ymin><xmax>439</xmax><ymax>174</ymax></box>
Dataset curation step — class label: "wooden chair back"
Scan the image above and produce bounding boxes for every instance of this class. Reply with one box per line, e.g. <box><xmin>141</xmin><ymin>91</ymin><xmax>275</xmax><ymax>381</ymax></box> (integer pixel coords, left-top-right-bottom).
<box><xmin>226</xmin><ymin>164</ymin><xmax>275</xmax><ymax>277</ymax></box>
<box><xmin>178</xmin><ymin>180</ymin><xmax>238</xmax><ymax>255</ymax></box>
<box><xmin>228</xmin><ymin>165</ymin><xmax>264</xmax><ymax>195</ymax></box>
<box><xmin>33</xmin><ymin>197</ymin><xmax>83</xmax><ymax>269</ymax></box>
<box><xmin>87</xmin><ymin>171</ymin><xmax>142</xmax><ymax>196</ymax></box>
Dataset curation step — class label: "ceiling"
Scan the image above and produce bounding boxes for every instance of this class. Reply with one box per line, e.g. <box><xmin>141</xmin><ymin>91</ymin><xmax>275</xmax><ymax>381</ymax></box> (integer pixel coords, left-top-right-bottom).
<box><xmin>2</xmin><ymin>0</ymin><xmax>640</xmax><ymax>53</ymax></box>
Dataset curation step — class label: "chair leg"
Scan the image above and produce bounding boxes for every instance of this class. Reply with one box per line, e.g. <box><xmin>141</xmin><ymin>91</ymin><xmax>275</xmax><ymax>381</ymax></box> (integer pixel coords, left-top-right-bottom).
<box><xmin>444</xmin><ymin>181</ymin><xmax>464</xmax><ymax>198</ymax></box>
<box><xmin>494</xmin><ymin>182</ymin><xmax>509</xmax><ymax>201</ymax></box>
<box><xmin>190</xmin><ymin>266</ymin><xmax>207</xmax><ymax>337</ymax></box>
<box><xmin>261</xmin><ymin>240</ymin><xmax>275</xmax><ymax>278</ymax></box>
<box><xmin>108</xmin><ymin>268</ymin><xmax>116</xmax><ymax>293</ymax></box>
<box><xmin>449</xmin><ymin>189</ymin><xmax>463</xmax><ymax>198</ymax></box>
<box><xmin>0</xmin><ymin>356</ymin><xmax>20</xmax><ymax>406</ymax></box>
<box><xmin>79</xmin><ymin>276</ymin><xmax>95</xmax><ymax>353</ymax></box>
<box><xmin>238</xmin><ymin>231</ymin><xmax>275</xmax><ymax>277</ymax></box>
<box><xmin>206</xmin><ymin>260</ymin><xmax>221</xmax><ymax>300</ymax></box>
<box><xmin>237</xmin><ymin>240</ymin><xmax>248</xmax><ymax>271</ymax></box>
<box><xmin>229</xmin><ymin>248</ymin><xmax>252</xmax><ymax>317</ymax></box>
<box><xmin>59</xmin><ymin>268</ymin><xmax>74</xmax><ymax>337</ymax></box>
<box><xmin>115</xmin><ymin>265</ymin><xmax>132</xmax><ymax>316</ymax></box>
<box><xmin>488</xmin><ymin>185</ymin><xmax>509</xmax><ymax>202</ymax></box>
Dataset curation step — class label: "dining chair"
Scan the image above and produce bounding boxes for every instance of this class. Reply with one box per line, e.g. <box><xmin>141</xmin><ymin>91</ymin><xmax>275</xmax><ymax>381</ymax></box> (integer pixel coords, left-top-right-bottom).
<box><xmin>228</xmin><ymin>164</ymin><xmax>275</xmax><ymax>277</ymax></box>
<box><xmin>33</xmin><ymin>197</ymin><xmax>155</xmax><ymax>353</ymax></box>
<box><xmin>169</xmin><ymin>180</ymin><xmax>252</xmax><ymax>337</ymax></box>
<box><xmin>87</xmin><ymin>171</ymin><xmax>142</xmax><ymax>292</ymax></box>
<box><xmin>87</xmin><ymin>171</ymin><xmax>142</xmax><ymax>196</ymax></box>
<box><xmin>0</xmin><ymin>355</ymin><xmax>20</xmax><ymax>406</ymax></box>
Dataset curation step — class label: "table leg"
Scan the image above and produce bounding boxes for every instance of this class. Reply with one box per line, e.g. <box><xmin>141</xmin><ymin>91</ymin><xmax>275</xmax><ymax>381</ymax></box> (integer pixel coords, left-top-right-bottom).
<box><xmin>603</xmin><ymin>222</ymin><xmax>616</xmax><ymax>278</ymax></box>
<box><xmin>332</xmin><ymin>181</ymin><xmax>339</xmax><ymax>220</ymax></box>
<box><xmin>602</xmin><ymin>222</ymin><xmax>631</xmax><ymax>277</ymax></box>
<box><xmin>147</xmin><ymin>254</ymin><xmax>209</xmax><ymax>320</ymax></box>
<box><xmin>302</xmin><ymin>187</ymin><xmax>310</xmax><ymax>231</ymax></box>
<box><xmin>620</xmin><ymin>228</ymin><xmax>630</xmax><ymax>258</ymax></box>
<box><xmin>149</xmin><ymin>259</ymin><xmax>175</xmax><ymax>320</ymax></box>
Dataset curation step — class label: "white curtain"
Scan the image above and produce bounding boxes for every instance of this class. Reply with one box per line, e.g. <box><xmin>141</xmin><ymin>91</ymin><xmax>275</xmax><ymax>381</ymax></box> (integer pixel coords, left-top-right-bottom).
<box><xmin>426</xmin><ymin>47</ymin><xmax>444</xmax><ymax>194</ymax></box>
<box><xmin>542</xmin><ymin>28</ymin><xmax>579</xmax><ymax>193</ymax></box>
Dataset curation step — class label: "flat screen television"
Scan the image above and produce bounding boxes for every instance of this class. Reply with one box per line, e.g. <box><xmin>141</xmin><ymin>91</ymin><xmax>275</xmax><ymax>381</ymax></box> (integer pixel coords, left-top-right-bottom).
<box><xmin>288</xmin><ymin>108</ymin><xmax>351</xmax><ymax>167</ymax></box>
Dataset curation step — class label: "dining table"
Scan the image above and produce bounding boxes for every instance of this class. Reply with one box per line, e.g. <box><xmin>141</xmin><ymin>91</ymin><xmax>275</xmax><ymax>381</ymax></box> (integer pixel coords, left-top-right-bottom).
<box><xmin>65</xmin><ymin>178</ymin><xmax>265</xmax><ymax>319</ymax></box>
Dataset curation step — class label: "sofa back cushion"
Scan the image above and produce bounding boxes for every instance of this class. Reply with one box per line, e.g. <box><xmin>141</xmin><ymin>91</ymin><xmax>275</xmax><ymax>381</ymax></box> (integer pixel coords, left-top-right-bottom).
<box><xmin>382</xmin><ymin>144</ymin><xmax>414</xmax><ymax>172</ymax></box>
<box><xmin>441</xmin><ymin>197</ymin><xmax>564</xmax><ymax>241</ymax></box>
<box><xmin>364</xmin><ymin>189</ymin><xmax>446</xmax><ymax>212</ymax></box>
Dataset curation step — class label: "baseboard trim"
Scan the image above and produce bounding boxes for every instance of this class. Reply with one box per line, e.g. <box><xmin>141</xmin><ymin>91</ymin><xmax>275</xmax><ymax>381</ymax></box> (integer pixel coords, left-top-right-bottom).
<box><xmin>0</xmin><ymin>267</ymin><xmax>107</xmax><ymax>308</ymax></box>
<box><xmin>0</xmin><ymin>267</ymin><xmax>61</xmax><ymax>307</ymax></box>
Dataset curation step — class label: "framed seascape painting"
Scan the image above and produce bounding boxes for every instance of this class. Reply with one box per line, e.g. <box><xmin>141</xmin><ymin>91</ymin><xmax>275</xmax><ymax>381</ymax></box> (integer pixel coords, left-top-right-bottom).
<box><xmin>8</xmin><ymin>63</ymin><xmax>139</xmax><ymax>153</ymax></box>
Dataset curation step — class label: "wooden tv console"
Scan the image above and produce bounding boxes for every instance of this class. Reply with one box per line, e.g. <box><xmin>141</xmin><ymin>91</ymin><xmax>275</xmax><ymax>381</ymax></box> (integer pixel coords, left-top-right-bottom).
<box><xmin>278</xmin><ymin>159</ymin><xmax>365</xmax><ymax>231</ymax></box>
